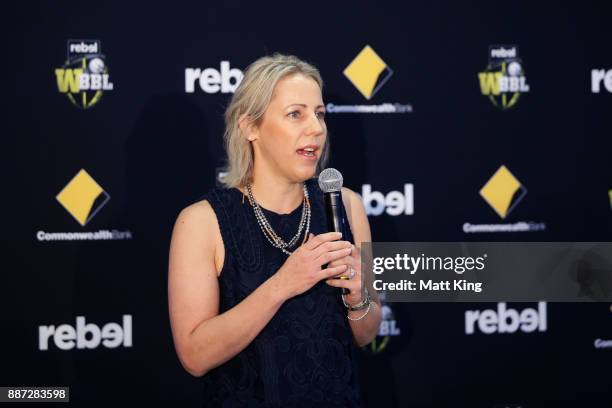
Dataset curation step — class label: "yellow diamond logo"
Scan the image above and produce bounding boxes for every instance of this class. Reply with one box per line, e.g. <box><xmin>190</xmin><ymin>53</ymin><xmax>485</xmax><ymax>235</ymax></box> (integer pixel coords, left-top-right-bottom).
<box><xmin>479</xmin><ymin>165</ymin><xmax>527</xmax><ymax>219</ymax></box>
<box><xmin>56</xmin><ymin>169</ymin><xmax>110</xmax><ymax>226</ymax></box>
<box><xmin>343</xmin><ymin>45</ymin><xmax>393</xmax><ymax>100</ymax></box>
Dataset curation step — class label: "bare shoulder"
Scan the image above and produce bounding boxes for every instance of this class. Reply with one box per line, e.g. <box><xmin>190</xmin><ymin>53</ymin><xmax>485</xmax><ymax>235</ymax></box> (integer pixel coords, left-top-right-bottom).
<box><xmin>171</xmin><ymin>199</ymin><xmax>224</xmax><ymax>275</ymax></box>
<box><xmin>340</xmin><ymin>186</ymin><xmax>365</xmax><ymax>222</ymax></box>
<box><xmin>340</xmin><ymin>187</ymin><xmax>371</xmax><ymax>246</ymax></box>
<box><xmin>177</xmin><ymin>199</ymin><xmax>214</xmax><ymax>221</ymax></box>
<box><xmin>173</xmin><ymin>200</ymin><xmax>216</xmax><ymax>250</ymax></box>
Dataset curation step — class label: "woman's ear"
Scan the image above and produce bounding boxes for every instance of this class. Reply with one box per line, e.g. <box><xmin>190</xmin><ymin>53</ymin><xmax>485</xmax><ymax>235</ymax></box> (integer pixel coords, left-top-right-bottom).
<box><xmin>238</xmin><ymin>114</ymin><xmax>258</xmax><ymax>142</ymax></box>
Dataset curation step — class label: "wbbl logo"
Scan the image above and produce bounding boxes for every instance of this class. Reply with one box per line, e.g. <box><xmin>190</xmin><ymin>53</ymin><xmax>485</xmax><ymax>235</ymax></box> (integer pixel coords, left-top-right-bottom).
<box><xmin>478</xmin><ymin>45</ymin><xmax>530</xmax><ymax>110</ymax></box>
<box><xmin>55</xmin><ymin>40</ymin><xmax>114</xmax><ymax>109</ymax></box>
<box><xmin>365</xmin><ymin>303</ymin><xmax>400</xmax><ymax>354</ymax></box>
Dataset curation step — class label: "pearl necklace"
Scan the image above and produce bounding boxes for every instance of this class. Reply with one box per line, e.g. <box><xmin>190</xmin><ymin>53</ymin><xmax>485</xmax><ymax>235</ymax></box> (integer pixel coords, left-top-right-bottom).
<box><xmin>245</xmin><ymin>183</ymin><xmax>311</xmax><ymax>255</ymax></box>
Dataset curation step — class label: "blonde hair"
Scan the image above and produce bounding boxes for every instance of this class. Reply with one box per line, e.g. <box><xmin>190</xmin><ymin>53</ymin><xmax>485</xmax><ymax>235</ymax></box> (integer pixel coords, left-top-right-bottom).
<box><xmin>220</xmin><ymin>53</ymin><xmax>329</xmax><ymax>188</ymax></box>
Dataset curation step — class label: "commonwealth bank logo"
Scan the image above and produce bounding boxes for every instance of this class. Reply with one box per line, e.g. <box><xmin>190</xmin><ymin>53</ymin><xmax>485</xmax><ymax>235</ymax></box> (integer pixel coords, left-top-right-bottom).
<box><xmin>328</xmin><ymin>46</ymin><xmax>411</xmax><ymax>114</ymax></box>
<box><xmin>464</xmin><ymin>166</ymin><xmax>544</xmax><ymax>233</ymax></box>
<box><xmin>479</xmin><ymin>165</ymin><xmax>527</xmax><ymax>219</ymax></box>
<box><xmin>343</xmin><ymin>45</ymin><xmax>393</xmax><ymax>100</ymax></box>
<box><xmin>55</xmin><ymin>40</ymin><xmax>114</xmax><ymax>109</ymax></box>
<box><xmin>56</xmin><ymin>169</ymin><xmax>110</xmax><ymax>226</ymax></box>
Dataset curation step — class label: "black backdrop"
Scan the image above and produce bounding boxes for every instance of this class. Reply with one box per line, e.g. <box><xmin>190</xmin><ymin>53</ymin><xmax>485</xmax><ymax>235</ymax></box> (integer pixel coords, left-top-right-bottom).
<box><xmin>5</xmin><ymin>2</ymin><xmax>612</xmax><ymax>407</ymax></box>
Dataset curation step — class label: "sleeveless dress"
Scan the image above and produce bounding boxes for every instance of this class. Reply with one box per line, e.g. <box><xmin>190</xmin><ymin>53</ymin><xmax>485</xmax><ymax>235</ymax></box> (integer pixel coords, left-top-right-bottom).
<box><xmin>200</xmin><ymin>178</ymin><xmax>360</xmax><ymax>407</ymax></box>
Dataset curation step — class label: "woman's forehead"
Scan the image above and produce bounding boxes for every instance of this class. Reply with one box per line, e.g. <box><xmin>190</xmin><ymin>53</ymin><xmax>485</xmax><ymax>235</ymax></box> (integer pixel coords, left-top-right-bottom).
<box><xmin>270</xmin><ymin>74</ymin><xmax>322</xmax><ymax>105</ymax></box>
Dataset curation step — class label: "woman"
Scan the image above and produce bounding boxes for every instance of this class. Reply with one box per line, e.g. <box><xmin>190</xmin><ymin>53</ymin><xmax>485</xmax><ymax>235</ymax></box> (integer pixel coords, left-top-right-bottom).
<box><xmin>168</xmin><ymin>53</ymin><xmax>381</xmax><ymax>407</ymax></box>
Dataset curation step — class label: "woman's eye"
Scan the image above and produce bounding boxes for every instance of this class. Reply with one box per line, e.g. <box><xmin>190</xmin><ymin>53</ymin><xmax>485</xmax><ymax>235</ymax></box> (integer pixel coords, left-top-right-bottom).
<box><xmin>287</xmin><ymin>111</ymin><xmax>300</xmax><ymax>118</ymax></box>
<box><xmin>316</xmin><ymin>111</ymin><xmax>326</xmax><ymax>119</ymax></box>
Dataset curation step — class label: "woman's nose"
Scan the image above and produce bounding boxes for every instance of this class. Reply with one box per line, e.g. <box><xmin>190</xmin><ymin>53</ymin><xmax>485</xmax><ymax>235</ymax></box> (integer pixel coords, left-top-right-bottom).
<box><xmin>307</xmin><ymin>113</ymin><xmax>325</xmax><ymax>136</ymax></box>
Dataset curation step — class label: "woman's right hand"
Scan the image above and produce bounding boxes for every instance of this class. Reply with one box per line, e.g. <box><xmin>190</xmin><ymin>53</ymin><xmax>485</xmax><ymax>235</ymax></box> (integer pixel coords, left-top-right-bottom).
<box><xmin>273</xmin><ymin>231</ymin><xmax>352</xmax><ymax>299</ymax></box>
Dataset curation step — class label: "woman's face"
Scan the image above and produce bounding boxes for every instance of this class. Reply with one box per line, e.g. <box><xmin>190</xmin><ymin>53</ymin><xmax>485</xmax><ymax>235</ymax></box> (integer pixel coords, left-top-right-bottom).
<box><xmin>250</xmin><ymin>73</ymin><xmax>327</xmax><ymax>183</ymax></box>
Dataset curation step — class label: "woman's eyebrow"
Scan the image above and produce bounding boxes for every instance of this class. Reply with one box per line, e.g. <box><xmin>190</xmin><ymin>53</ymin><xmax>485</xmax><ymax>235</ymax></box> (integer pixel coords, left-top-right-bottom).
<box><xmin>283</xmin><ymin>103</ymin><xmax>326</xmax><ymax>109</ymax></box>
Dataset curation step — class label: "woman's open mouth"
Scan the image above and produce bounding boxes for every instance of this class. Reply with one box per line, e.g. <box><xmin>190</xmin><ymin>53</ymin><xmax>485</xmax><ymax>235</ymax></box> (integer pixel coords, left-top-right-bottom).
<box><xmin>296</xmin><ymin>145</ymin><xmax>319</xmax><ymax>159</ymax></box>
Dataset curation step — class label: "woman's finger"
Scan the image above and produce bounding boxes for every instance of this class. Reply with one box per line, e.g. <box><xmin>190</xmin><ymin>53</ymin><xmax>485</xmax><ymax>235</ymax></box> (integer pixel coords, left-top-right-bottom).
<box><xmin>327</xmin><ymin>254</ymin><xmax>355</xmax><ymax>269</ymax></box>
<box><xmin>312</xmin><ymin>240</ymin><xmax>352</xmax><ymax>260</ymax></box>
<box><xmin>325</xmin><ymin>278</ymin><xmax>360</xmax><ymax>294</ymax></box>
<box><xmin>304</xmin><ymin>232</ymin><xmax>342</xmax><ymax>251</ymax></box>
<box><xmin>321</xmin><ymin>264</ymin><xmax>348</xmax><ymax>279</ymax></box>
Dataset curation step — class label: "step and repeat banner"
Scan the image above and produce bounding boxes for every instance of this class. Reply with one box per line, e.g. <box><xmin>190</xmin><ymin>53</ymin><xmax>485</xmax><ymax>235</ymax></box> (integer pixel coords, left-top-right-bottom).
<box><xmin>6</xmin><ymin>2</ymin><xmax>612</xmax><ymax>407</ymax></box>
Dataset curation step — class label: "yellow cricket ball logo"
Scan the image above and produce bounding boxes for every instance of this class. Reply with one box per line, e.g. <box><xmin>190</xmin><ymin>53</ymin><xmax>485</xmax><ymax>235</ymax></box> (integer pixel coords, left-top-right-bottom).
<box><xmin>478</xmin><ymin>45</ymin><xmax>529</xmax><ymax>110</ymax></box>
<box><xmin>55</xmin><ymin>40</ymin><xmax>113</xmax><ymax>109</ymax></box>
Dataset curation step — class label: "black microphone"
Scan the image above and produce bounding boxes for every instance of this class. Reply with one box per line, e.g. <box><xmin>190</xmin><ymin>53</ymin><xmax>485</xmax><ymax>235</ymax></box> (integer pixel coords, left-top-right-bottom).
<box><xmin>318</xmin><ymin>168</ymin><xmax>350</xmax><ymax>295</ymax></box>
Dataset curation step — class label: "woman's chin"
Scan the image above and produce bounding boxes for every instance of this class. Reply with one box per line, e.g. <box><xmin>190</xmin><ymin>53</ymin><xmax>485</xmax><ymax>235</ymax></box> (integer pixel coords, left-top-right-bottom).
<box><xmin>293</xmin><ymin>164</ymin><xmax>318</xmax><ymax>182</ymax></box>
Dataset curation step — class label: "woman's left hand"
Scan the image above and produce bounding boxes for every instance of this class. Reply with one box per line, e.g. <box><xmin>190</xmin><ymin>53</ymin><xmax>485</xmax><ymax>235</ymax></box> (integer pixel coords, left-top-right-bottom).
<box><xmin>325</xmin><ymin>244</ymin><xmax>364</xmax><ymax>306</ymax></box>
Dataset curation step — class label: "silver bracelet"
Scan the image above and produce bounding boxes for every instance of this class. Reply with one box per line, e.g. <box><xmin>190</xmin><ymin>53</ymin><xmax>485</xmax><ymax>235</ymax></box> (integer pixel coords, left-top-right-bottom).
<box><xmin>342</xmin><ymin>288</ymin><xmax>370</xmax><ymax>311</ymax></box>
<box><xmin>347</xmin><ymin>300</ymin><xmax>373</xmax><ymax>321</ymax></box>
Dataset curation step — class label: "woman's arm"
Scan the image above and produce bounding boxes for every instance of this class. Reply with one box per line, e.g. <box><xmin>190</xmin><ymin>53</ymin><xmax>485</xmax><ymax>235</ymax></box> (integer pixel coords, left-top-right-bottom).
<box><xmin>168</xmin><ymin>201</ymin><xmax>287</xmax><ymax>377</ymax></box>
<box><xmin>168</xmin><ymin>201</ymin><xmax>352</xmax><ymax>377</ymax></box>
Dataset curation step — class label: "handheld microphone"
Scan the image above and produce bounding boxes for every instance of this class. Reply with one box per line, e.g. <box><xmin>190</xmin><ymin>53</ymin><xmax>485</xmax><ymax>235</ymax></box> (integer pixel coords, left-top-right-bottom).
<box><xmin>318</xmin><ymin>168</ymin><xmax>350</xmax><ymax>295</ymax></box>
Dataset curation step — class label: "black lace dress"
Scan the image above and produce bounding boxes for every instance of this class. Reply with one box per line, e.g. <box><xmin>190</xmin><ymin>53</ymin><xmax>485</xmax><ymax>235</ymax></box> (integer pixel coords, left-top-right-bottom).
<box><xmin>200</xmin><ymin>178</ymin><xmax>360</xmax><ymax>407</ymax></box>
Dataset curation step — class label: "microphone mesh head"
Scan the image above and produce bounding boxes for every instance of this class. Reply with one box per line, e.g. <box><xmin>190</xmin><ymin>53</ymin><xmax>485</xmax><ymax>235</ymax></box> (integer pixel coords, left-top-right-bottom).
<box><xmin>318</xmin><ymin>168</ymin><xmax>343</xmax><ymax>193</ymax></box>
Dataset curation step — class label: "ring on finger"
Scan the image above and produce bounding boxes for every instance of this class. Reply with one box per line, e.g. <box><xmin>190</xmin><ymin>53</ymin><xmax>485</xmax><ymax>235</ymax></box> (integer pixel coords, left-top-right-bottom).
<box><xmin>339</xmin><ymin>266</ymin><xmax>355</xmax><ymax>280</ymax></box>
